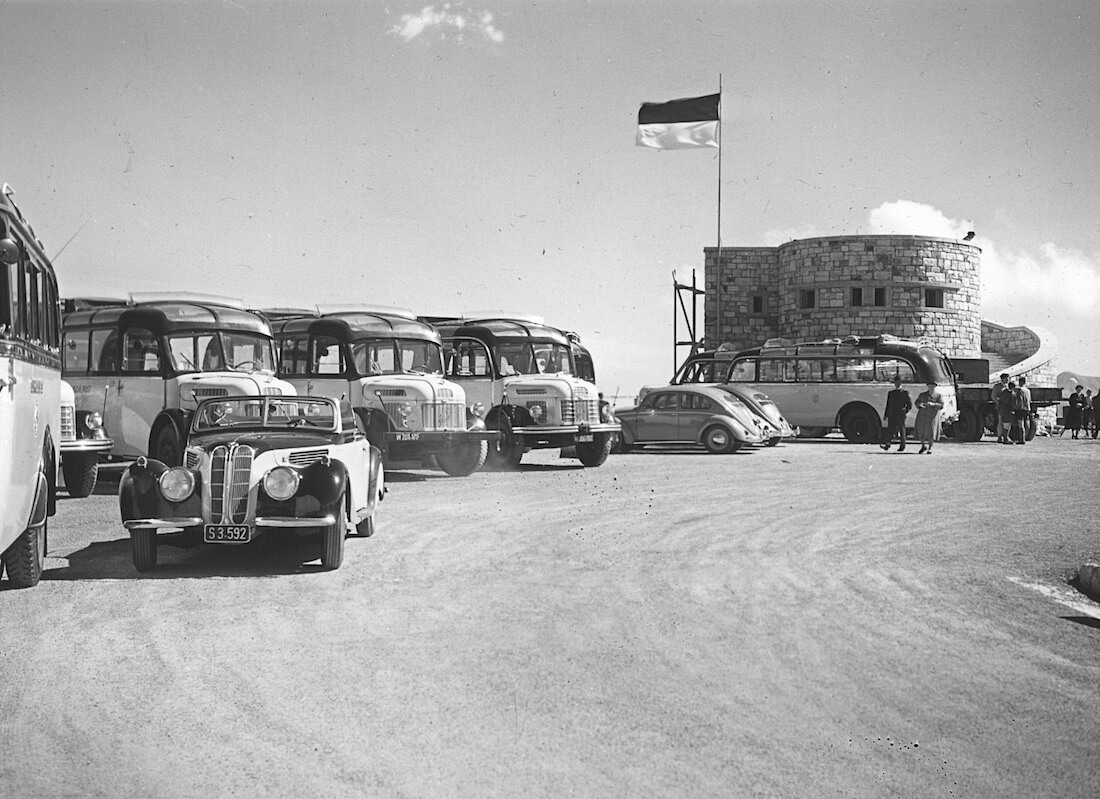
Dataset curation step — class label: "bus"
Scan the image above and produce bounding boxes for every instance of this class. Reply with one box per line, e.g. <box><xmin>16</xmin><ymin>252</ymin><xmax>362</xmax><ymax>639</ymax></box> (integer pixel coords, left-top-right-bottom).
<box><xmin>1</xmin><ymin>184</ymin><xmax>62</xmax><ymax>588</ymax></box>
<box><xmin>270</xmin><ymin>308</ymin><xmax>498</xmax><ymax>477</ymax></box>
<box><xmin>680</xmin><ymin>335</ymin><xmax>958</xmax><ymax>443</ymax></box>
<box><xmin>433</xmin><ymin>317</ymin><xmax>619</xmax><ymax>468</ymax></box>
<box><xmin>62</xmin><ymin>294</ymin><xmax>295</xmax><ymax>464</ymax></box>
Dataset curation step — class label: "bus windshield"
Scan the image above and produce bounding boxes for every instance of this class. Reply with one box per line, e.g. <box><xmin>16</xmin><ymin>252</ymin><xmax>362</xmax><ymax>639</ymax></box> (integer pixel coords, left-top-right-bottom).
<box><xmin>497</xmin><ymin>342</ymin><xmax>574</xmax><ymax>376</ymax></box>
<box><xmin>352</xmin><ymin>339</ymin><xmax>444</xmax><ymax>376</ymax></box>
<box><xmin>167</xmin><ymin>332</ymin><xmax>277</xmax><ymax>374</ymax></box>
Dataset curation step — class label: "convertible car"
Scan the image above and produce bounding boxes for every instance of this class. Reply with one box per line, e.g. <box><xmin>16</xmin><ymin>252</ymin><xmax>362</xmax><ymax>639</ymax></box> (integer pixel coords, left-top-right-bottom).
<box><xmin>120</xmin><ymin>395</ymin><xmax>384</xmax><ymax>572</ymax></box>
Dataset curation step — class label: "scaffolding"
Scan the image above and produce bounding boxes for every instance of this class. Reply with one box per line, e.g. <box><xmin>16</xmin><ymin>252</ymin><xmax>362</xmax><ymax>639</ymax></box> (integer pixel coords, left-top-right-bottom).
<box><xmin>672</xmin><ymin>269</ymin><xmax>706</xmax><ymax>377</ymax></box>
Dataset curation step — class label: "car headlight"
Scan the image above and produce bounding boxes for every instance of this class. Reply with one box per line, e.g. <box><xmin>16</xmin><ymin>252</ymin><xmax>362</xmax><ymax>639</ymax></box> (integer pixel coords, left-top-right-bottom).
<box><xmin>263</xmin><ymin>467</ymin><xmax>300</xmax><ymax>501</ymax></box>
<box><xmin>159</xmin><ymin>467</ymin><xmax>196</xmax><ymax>502</ymax></box>
<box><xmin>84</xmin><ymin>412</ymin><xmax>103</xmax><ymax>431</ymax></box>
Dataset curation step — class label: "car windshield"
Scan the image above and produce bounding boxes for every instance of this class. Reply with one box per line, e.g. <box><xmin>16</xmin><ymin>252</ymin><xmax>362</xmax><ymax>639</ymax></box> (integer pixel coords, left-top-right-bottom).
<box><xmin>167</xmin><ymin>332</ymin><xmax>277</xmax><ymax>374</ymax></box>
<box><xmin>192</xmin><ymin>397</ymin><xmax>338</xmax><ymax>433</ymax></box>
<box><xmin>497</xmin><ymin>342</ymin><xmax>574</xmax><ymax>376</ymax></box>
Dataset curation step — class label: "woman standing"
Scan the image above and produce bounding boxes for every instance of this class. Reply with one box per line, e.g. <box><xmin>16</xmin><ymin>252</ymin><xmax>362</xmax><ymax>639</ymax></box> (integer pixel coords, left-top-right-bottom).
<box><xmin>1066</xmin><ymin>386</ymin><xmax>1084</xmax><ymax>438</ymax></box>
<box><xmin>914</xmin><ymin>381</ymin><xmax>945</xmax><ymax>454</ymax></box>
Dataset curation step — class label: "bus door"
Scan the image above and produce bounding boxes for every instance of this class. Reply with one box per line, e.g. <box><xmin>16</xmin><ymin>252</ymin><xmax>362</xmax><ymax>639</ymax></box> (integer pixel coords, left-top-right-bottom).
<box><xmin>446</xmin><ymin>338</ymin><xmax>497</xmax><ymax>409</ymax></box>
<box><xmin>113</xmin><ymin>327</ymin><xmax>164</xmax><ymax>457</ymax></box>
<box><xmin>0</xmin><ymin>344</ymin><xmax>36</xmax><ymax>543</ymax></box>
<box><xmin>302</xmin><ymin>334</ymin><xmax>350</xmax><ymax>402</ymax></box>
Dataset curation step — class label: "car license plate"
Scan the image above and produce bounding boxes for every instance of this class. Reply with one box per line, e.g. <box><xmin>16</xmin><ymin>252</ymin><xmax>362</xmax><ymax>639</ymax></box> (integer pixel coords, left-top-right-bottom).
<box><xmin>394</xmin><ymin>432</ymin><xmax>420</xmax><ymax>441</ymax></box>
<box><xmin>204</xmin><ymin>524</ymin><xmax>251</xmax><ymax>543</ymax></box>
<box><xmin>576</xmin><ymin>434</ymin><xmax>594</xmax><ymax>442</ymax></box>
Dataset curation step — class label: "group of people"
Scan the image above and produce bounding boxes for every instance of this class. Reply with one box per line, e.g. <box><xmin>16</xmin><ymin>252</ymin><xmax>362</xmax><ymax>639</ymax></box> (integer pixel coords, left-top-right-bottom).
<box><xmin>1064</xmin><ymin>385</ymin><xmax>1099</xmax><ymax>439</ymax></box>
<box><xmin>991</xmin><ymin>372</ymin><xmax>1032</xmax><ymax>444</ymax></box>
<box><xmin>879</xmin><ymin>378</ymin><xmax>945</xmax><ymax>454</ymax></box>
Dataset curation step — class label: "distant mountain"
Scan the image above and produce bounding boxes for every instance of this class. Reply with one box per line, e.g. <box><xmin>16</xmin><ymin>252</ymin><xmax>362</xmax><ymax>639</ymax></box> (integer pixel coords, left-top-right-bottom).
<box><xmin>1057</xmin><ymin>372</ymin><xmax>1100</xmax><ymax>395</ymax></box>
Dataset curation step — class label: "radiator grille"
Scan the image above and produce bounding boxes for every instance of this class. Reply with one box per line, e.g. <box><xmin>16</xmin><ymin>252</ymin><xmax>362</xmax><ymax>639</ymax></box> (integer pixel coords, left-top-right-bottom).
<box><xmin>422</xmin><ymin>401</ymin><xmax>464</xmax><ymax>430</ymax></box>
<box><xmin>288</xmin><ymin>448</ymin><xmax>328</xmax><ymax>466</ymax></box>
<box><xmin>193</xmin><ymin>387</ymin><xmax>229</xmax><ymax>399</ymax></box>
<box><xmin>185</xmin><ymin>450</ymin><xmax>201</xmax><ymax>469</ymax></box>
<box><xmin>60</xmin><ymin>406</ymin><xmax>76</xmax><ymax>441</ymax></box>
<box><xmin>560</xmin><ymin>399</ymin><xmax>599</xmax><ymax>425</ymax></box>
<box><xmin>210</xmin><ymin>444</ymin><xmax>253</xmax><ymax>523</ymax></box>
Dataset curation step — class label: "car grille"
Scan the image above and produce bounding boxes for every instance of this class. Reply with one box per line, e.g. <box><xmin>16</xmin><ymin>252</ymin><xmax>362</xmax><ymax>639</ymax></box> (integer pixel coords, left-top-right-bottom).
<box><xmin>60</xmin><ymin>406</ymin><xmax>76</xmax><ymax>442</ymax></box>
<box><xmin>560</xmin><ymin>399</ymin><xmax>599</xmax><ymax>424</ymax></box>
<box><xmin>288</xmin><ymin>448</ymin><xmax>328</xmax><ymax>466</ymax></box>
<box><xmin>185</xmin><ymin>450</ymin><xmax>201</xmax><ymax>469</ymax></box>
<box><xmin>210</xmin><ymin>444</ymin><xmax>253</xmax><ymax>524</ymax></box>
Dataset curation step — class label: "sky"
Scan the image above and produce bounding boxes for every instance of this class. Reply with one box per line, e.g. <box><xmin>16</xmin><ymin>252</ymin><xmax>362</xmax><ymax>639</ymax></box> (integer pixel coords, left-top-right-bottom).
<box><xmin>2</xmin><ymin>0</ymin><xmax>1098</xmax><ymax>403</ymax></box>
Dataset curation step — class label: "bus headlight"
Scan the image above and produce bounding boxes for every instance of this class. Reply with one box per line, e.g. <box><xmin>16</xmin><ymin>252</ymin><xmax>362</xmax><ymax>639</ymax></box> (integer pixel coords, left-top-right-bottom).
<box><xmin>263</xmin><ymin>467</ymin><xmax>300</xmax><ymax>501</ymax></box>
<box><xmin>470</xmin><ymin>402</ymin><xmax>485</xmax><ymax>419</ymax></box>
<box><xmin>159</xmin><ymin>468</ymin><xmax>196</xmax><ymax>502</ymax></box>
<box><xmin>84</xmin><ymin>412</ymin><xmax>103</xmax><ymax>431</ymax></box>
<box><xmin>527</xmin><ymin>401</ymin><xmax>547</xmax><ymax>423</ymax></box>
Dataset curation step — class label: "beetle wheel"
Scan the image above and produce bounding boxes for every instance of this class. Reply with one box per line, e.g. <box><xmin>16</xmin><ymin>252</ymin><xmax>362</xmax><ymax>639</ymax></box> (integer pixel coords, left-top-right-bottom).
<box><xmin>702</xmin><ymin>425</ymin><xmax>735</xmax><ymax>454</ymax></box>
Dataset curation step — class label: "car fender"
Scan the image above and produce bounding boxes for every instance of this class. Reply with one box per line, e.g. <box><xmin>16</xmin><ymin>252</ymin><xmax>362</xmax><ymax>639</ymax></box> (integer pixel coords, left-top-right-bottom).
<box><xmin>700</xmin><ymin>414</ymin><xmax>750</xmax><ymax>442</ymax></box>
<box><xmin>120</xmin><ymin>456</ymin><xmax>204</xmax><ymax>523</ymax></box>
<box><xmin>299</xmin><ymin>458</ymin><xmax>347</xmax><ymax>507</ymax></box>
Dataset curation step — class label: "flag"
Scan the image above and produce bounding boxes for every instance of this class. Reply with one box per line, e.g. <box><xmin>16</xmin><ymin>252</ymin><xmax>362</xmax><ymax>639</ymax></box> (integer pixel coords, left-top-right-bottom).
<box><xmin>636</xmin><ymin>93</ymin><xmax>720</xmax><ymax>150</ymax></box>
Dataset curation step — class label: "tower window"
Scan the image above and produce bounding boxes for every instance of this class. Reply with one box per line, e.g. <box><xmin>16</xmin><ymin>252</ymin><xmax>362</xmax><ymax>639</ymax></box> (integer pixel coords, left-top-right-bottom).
<box><xmin>752</xmin><ymin>295</ymin><xmax>764</xmax><ymax>314</ymax></box>
<box><xmin>850</xmin><ymin>288</ymin><xmax>864</xmax><ymax>307</ymax></box>
<box><xmin>799</xmin><ymin>289</ymin><xmax>816</xmax><ymax>310</ymax></box>
<box><xmin>874</xmin><ymin>287</ymin><xmax>887</xmax><ymax>306</ymax></box>
<box><xmin>924</xmin><ymin>288</ymin><xmax>944</xmax><ymax>308</ymax></box>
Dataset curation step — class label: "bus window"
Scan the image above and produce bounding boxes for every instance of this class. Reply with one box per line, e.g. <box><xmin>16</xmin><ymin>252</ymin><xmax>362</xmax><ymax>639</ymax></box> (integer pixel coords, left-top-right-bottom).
<box><xmin>280</xmin><ymin>336</ymin><xmax>309</xmax><ymax>376</ymax></box>
<box><xmin>728</xmin><ymin>359</ymin><xmax>755</xmax><ymax>382</ymax></box>
<box><xmin>122</xmin><ymin>328</ymin><xmax>160</xmax><ymax>374</ymax></box>
<box><xmin>835</xmin><ymin>357</ymin><xmax>874</xmax><ymax>382</ymax></box>
<box><xmin>64</xmin><ymin>331</ymin><xmax>89</xmax><ymax>374</ymax></box>
<box><xmin>795</xmin><ymin>359</ymin><xmax>825</xmax><ymax>382</ymax></box>
<box><xmin>759</xmin><ymin>358</ymin><xmax>796</xmax><ymax>382</ymax></box>
<box><xmin>449</xmin><ymin>340</ymin><xmax>491</xmax><ymax>377</ymax></box>
<box><xmin>91</xmin><ymin>329</ymin><xmax>118</xmax><ymax>374</ymax></box>
<box><xmin>875</xmin><ymin>358</ymin><xmax>915</xmax><ymax>383</ymax></box>
<box><xmin>312</xmin><ymin>335</ymin><xmax>345</xmax><ymax>376</ymax></box>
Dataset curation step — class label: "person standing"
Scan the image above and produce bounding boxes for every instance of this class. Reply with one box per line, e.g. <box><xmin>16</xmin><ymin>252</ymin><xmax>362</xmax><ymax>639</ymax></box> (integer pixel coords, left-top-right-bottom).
<box><xmin>914</xmin><ymin>381</ymin><xmax>945</xmax><ymax>454</ymax></box>
<box><xmin>1067</xmin><ymin>385</ymin><xmax>1084</xmax><ymax>438</ymax></box>
<box><xmin>997</xmin><ymin>376</ymin><xmax>1018</xmax><ymax>444</ymax></box>
<box><xmin>880</xmin><ymin>375</ymin><xmax>912</xmax><ymax>452</ymax></box>
<box><xmin>991</xmin><ymin>372</ymin><xmax>1012</xmax><ymax>444</ymax></box>
<box><xmin>1083</xmin><ymin>389</ymin><xmax>1094</xmax><ymax>438</ymax></box>
<box><xmin>1014</xmin><ymin>376</ymin><xmax>1032</xmax><ymax>445</ymax></box>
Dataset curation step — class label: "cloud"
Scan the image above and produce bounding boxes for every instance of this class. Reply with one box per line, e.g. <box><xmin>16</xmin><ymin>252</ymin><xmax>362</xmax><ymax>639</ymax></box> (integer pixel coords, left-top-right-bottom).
<box><xmin>391</xmin><ymin>4</ymin><xmax>504</xmax><ymax>43</ymax></box>
<box><xmin>866</xmin><ymin>199</ymin><xmax>972</xmax><ymax>239</ymax></box>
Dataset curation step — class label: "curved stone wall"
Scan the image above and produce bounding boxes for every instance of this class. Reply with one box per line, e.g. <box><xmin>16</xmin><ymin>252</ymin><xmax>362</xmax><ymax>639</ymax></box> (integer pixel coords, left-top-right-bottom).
<box><xmin>706</xmin><ymin>235</ymin><xmax>983</xmax><ymax>357</ymax></box>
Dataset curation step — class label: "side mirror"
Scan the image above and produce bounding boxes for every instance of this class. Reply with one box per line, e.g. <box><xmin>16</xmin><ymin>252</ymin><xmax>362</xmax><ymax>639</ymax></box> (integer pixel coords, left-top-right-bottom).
<box><xmin>0</xmin><ymin>238</ymin><xmax>19</xmax><ymax>265</ymax></box>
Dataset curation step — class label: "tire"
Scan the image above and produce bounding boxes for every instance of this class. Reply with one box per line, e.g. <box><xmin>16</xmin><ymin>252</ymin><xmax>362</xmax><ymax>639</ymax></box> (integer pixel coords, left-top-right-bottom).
<box><xmin>1025</xmin><ymin>415</ymin><xmax>1038</xmax><ymax>441</ymax></box>
<box><xmin>3</xmin><ymin>518</ymin><xmax>46</xmax><ymax>588</ymax></box>
<box><xmin>62</xmin><ymin>454</ymin><xmax>99</xmax><ymax>498</ymax></box>
<box><xmin>840</xmin><ymin>406</ymin><xmax>880</xmax><ymax>444</ymax></box>
<box><xmin>576</xmin><ymin>432</ymin><xmax>612</xmax><ymax>467</ymax></box>
<box><xmin>954</xmin><ymin>407</ymin><xmax>985</xmax><ymax>442</ymax></box>
<box><xmin>702</xmin><ymin>425</ymin><xmax>736</xmax><ymax>454</ymax></box>
<box><xmin>798</xmin><ymin>426</ymin><xmax>828</xmax><ymax>439</ymax></box>
<box><xmin>435</xmin><ymin>440</ymin><xmax>488</xmax><ymax>477</ymax></box>
<box><xmin>320</xmin><ymin>507</ymin><xmax>346</xmax><ymax>570</ymax></box>
<box><xmin>153</xmin><ymin>423</ymin><xmax>183</xmax><ymax>466</ymax></box>
<box><xmin>486</xmin><ymin>419</ymin><xmax>523</xmax><ymax>469</ymax></box>
<box><xmin>131</xmin><ymin>529</ymin><xmax>158</xmax><ymax>572</ymax></box>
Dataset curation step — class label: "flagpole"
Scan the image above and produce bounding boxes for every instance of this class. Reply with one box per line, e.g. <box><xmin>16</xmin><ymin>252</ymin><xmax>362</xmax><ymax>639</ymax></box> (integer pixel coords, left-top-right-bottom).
<box><xmin>714</xmin><ymin>74</ymin><xmax>722</xmax><ymax>350</ymax></box>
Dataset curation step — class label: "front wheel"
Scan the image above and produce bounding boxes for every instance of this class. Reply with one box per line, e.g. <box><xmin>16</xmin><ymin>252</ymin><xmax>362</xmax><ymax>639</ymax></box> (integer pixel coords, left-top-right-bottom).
<box><xmin>355</xmin><ymin>515</ymin><xmax>376</xmax><ymax>538</ymax></box>
<box><xmin>576</xmin><ymin>432</ymin><xmax>612</xmax><ymax>467</ymax></box>
<box><xmin>435</xmin><ymin>440</ymin><xmax>488</xmax><ymax>477</ymax></box>
<box><xmin>131</xmin><ymin>529</ymin><xmax>158</xmax><ymax>572</ymax></box>
<box><xmin>840</xmin><ymin>406</ymin><xmax>880</xmax><ymax>444</ymax></box>
<box><xmin>954</xmin><ymin>407</ymin><xmax>985</xmax><ymax>442</ymax></box>
<box><xmin>62</xmin><ymin>454</ymin><xmax>99</xmax><ymax>498</ymax></box>
<box><xmin>153</xmin><ymin>423</ymin><xmax>183</xmax><ymax>466</ymax></box>
<box><xmin>320</xmin><ymin>507</ymin><xmax>346</xmax><ymax>570</ymax></box>
<box><xmin>3</xmin><ymin>519</ymin><xmax>46</xmax><ymax>588</ymax></box>
<box><xmin>486</xmin><ymin>420</ymin><xmax>524</xmax><ymax>470</ymax></box>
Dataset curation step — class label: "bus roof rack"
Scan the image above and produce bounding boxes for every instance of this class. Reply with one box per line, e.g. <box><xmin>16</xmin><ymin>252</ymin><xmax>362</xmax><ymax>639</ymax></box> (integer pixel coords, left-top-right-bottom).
<box><xmin>63</xmin><ymin>297</ymin><xmax>129</xmax><ymax>313</ymax></box>
<box><xmin>458</xmin><ymin>310</ymin><xmax>545</xmax><ymax>325</ymax></box>
<box><xmin>128</xmin><ymin>291</ymin><xmax>246</xmax><ymax>310</ymax></box>
<box><xmin>316</xmin><ymin>303</ymin><xmax>416</xmax><ymax>320</ymax></box>
<box><xmin>260</xmin><ymin>307</ymin><xmax>318</xmax><ymax>320</ymax></box>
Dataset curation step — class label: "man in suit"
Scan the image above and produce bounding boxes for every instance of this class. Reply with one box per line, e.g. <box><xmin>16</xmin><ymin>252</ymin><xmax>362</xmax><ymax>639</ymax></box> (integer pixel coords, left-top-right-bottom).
<box><xmin>880</xmin><ymin>375</ymin><xmax>913</xmax><ymax>452</ymax></box>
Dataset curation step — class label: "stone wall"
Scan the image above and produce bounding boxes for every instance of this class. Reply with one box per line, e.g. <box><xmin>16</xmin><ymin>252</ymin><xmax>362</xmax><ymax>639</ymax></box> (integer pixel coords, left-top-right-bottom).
<box><xmin>705</xmin><ymin>235</ymin><xmax>982</xmax><ymax>357</ymax></box>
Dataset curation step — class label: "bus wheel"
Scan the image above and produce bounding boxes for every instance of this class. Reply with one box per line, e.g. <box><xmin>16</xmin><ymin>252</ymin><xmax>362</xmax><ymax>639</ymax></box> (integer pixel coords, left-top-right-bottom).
<box><xmin>3</xmin><ymin>519</ymin><xmax>46</xmax><ymax>589</ymax></box>
<box><xmin>953</xmin><ymin>408</ymin><xmax>985</xmax><ymax>442</ymax></box>
<box><xmin>436</xmin><ymin>440</ymin><xmax>488</xmax><ymax>477</ymax></box>
<box><xmin>840</xmin><ymin>406</ymin><xmax>880</xmax><ymax>444</ymax></box>
<box><xmin>487</xmin><ymin>421</ymin><xmax>523</xmax><ymax>469</ymax></box>
<box><xmin>1025</xmin><ymin>415</ymin><xmax>1038</xmax><ymax>441</ymax></box>
<box><xmin>130</xmin><ymin>529</ymin><xmax>158</xmax><ymax>572</ymax></box>
<box><xmin>702</xmin><ymin>425</ymin><xmax>735</xmax><ymax>454</ymax></box>
<box><xmin>62</xmin><ymin>454</ymin><xmax>99</xmax><ymax>498</ymax></box>
<box><xmin>576</xmin><ymin>432</ymin><xmax>612</xmax><ymax>467</ymax></box>
<box><xmin>153</xmin><ymin>424</ymin><xmax>183</xmax><ymax>466</ymax></box>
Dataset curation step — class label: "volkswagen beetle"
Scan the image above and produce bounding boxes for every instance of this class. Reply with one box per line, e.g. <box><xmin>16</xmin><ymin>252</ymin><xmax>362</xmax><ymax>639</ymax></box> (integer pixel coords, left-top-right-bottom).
<box><xmin>120</xmin><ymin>395</ymin><xmax>383</xmax><ymax>572</ymax></box>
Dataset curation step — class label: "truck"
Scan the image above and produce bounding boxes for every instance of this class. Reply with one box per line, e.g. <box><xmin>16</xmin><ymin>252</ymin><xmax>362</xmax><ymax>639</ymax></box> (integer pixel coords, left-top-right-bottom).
<box><xmin>944</xmin><ymin>358</ymin><xmax>1062</xmax><ymax>441</ymax></box>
